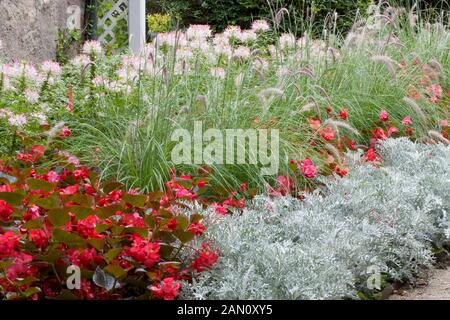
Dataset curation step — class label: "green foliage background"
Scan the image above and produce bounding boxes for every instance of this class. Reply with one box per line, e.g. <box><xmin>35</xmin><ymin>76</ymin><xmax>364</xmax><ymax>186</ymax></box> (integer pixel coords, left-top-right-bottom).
<box><xmin>147</xmin><ymin>0</ymin><xmax>448</xmax><ymax>35</ymax></box>
<box><xmin>148</xmin><ymin>0</ymin><xmax>373</xmax><ymax>34</ymax></box>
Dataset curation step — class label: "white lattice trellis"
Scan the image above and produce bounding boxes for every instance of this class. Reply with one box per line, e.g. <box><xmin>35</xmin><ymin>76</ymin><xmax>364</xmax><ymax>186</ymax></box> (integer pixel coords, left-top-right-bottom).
<box><xmin>98</xmin><ymin>0</ymin><xmax>129</xmax><ymax>44</ymax></box>
<box><xmin>97</xmin><ymin>0</ymin><xmax>146</xmax><ymax>54</ymax></box>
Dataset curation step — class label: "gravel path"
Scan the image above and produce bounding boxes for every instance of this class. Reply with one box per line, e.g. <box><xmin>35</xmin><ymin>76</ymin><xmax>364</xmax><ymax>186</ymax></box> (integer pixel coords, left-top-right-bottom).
<box><xmin>389</xmin><ymin>267</ymin><xmax>450</xmax><ymax>300</ymax></box>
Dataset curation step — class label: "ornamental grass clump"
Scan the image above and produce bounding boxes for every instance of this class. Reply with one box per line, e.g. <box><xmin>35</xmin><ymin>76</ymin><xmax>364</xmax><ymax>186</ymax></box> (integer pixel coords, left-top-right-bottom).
<box><xmin>184</xmin><ymin>138</ymin><xmax>450</xmax><ymax>300</ymax></box>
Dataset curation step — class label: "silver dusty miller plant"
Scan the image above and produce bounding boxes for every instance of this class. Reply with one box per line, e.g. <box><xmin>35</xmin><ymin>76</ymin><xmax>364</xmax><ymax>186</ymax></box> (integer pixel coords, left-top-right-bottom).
<box><xmin>182</xmin><ymin>138</ymin><xmax>450</xmax><ymax>300</ymax></box>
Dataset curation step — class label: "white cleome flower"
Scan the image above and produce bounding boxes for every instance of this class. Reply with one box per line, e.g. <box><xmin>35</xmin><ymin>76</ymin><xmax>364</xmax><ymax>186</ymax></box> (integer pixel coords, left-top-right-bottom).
<box><xmin>8</xmin><ymin>114</ymin><xmax>28</xmax><ymax>127</ymax></box>
<box><xmin>82</xmin><ymin>40</ymin><xmax>103</xmax><ymax>56</ymax></box>
<box><xmin>24</xmin><ymin>89</ymin><xmax>40</xmax><ymax>104</ymax></box>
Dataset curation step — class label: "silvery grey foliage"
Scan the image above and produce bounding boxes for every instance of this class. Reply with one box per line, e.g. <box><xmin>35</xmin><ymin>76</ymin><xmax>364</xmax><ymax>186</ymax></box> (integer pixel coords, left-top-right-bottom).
<box><xmin>183</xmin><ymin>138</ymin><xmax>450</xmax><ymax>300</ymax></box>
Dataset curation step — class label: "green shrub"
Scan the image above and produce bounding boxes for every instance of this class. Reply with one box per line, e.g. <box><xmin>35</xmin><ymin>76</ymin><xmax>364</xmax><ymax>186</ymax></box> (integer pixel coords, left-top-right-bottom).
<box><xmin>147</xmin><ymin>13</ymin><xmax>173</xmax><ymax>33</ymax></box>
<box><xmin>150</xmin><ymin>0</ymin><xmax>373</xmax><ymax>35</ymax></box>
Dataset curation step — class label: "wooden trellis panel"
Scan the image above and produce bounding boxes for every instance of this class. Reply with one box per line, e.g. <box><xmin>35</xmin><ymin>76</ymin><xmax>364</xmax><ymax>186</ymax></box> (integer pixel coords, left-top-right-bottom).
<box><xmin>98</xmin><ymin>0</ymin><xmax>129</xmax><ymax>45</ymax></box>
<box><xmin>97</xmin><ymin>0</ymin><xmax>146</xmax><ymax>53</ymax></box>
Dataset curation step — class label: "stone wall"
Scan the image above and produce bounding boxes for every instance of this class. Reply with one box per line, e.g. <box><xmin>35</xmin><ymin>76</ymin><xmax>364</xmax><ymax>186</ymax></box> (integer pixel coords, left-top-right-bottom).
<box><xmin>0</xmin><ymin>0</ymin><xmax>85</xmax><ymax>62</ymax></box>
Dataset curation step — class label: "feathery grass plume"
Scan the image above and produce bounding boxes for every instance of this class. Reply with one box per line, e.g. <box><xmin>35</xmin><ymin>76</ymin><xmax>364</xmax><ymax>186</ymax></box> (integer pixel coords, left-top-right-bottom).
<box><xmin>424</xmin><ymin>22</ymin><xmax>445</xmax><ymax>34</ymax></box>
<box><xmin>297</xmin><ymin>67</ymin><xmax>315</xmax><ymax>79</ymax></box>
<box><xmin>350</xmin><ymin>19</ymin><xmax>366</xmax><ymax>33</ymax></box>
<box><xmin>310</xmin><ymin>96</ymin><xmax>322</xmax><ymax>120</ymax></box>
<box><xmin>343</xmin><ymin>32</ymin><xmax>357</xmax><ymax>48</ymax></box>
<box><xmin>324</xmin><ymin>143</ymin><xmax>341</xmax><ymax>163</ymax></box>
<box><xmin>258</xmin><ymin>88</ymin><xmax>284</xmax><ymax>114</ymax></box>
<box><xmin>181</xmin><ymin>60</ymin><xmax>189</xmax><ymax>75</ymax></box>
<box><xmin>299</xmin><ymin>102</ymin><xmax>316</xmax><ymax>113</ymax></box>
<box><xmin>402</xmin><ymin>97</ymin><xmax>427</xmax><ymax>124</ymax></box>
<box><xmin>431</xmin><ymin>22</ymin><xmax>445</xmax><ymax>35</ymax></box>
<box><xmin>252</xmin><ymin>57</ymin><xmax>267</xmax><ymax>81</ymax></box>
<box><xmin>258</xmin><ymin>96</ymin><xmax>269</xmax><ymax>114</ymax></box>
<box><xmin>259</xmin><ymin>87</ymin><xmax>284</xmax><ymax>98</ymax></box>
<box><xmin>253</xmin><ymin>56</ymin><xmax>266</xmax><ymax>68</ymax></box>
<box><xmin>162</xmin><ymin>66</ymin><xmax>168</xmax><ymax>81</ymax></box>
<box><xmin>274</xmin><ymin>8</ymin><xmax>289</xmax><ymax>25</ymax></box>
<box><xmin>148</xmin><ymin>52</ymin><xmax>155</xmax><ymax>66</ymax></box>
<box><xmin>253</xmin><ymin>68</ymin><xmax>266</xmax><ymax>81</ymax></box>
<box><xmin>408</xmin><ymin>4</ymin><xmax>418</xmax><ymax>28</ymax></box>
<box><xmin>46</xmin><ymin>121</ymin><xmax>65</xmax><ymax>146</ymax></box>
<box><xmin>428</xmin><ymin>130</ymin><xmax>450</xmax><ymax>145</ymax></box>
<box><xmin>234</xmin><ymin>73</ymin><xmax>244</xmax><ymax>87</ymax></box>
<box><xmin>410</xmin><ymin>52</ymin><xmax>421</xmax><ymax>64</ymax></box>
<box><xmin>80</xmin><ymin>62</ymin><xmax>94</xmax><ymax>81</ymax></box>
<box><xmin>251</xmin><ymin>49</ymin><xmax>264</xmax><ymax>57</ymax></box>
<box><xmin>374</xmin><ymin>14</ymin><xmax>396</xmax><ymax>28</ymax></box>
<box><xmin>429</xmin><ymin>59</ymin><xmax>443</xmax><ymax>74</ymax></box>
<box><xmin>196</xmin><ymin>95</ymin><xmax>208</xmax><ymax>108</ymax></box>
<box><xmin>327</xmin><ymin>47</ymin><xmax>339</xmax><ymax>64</ymax></box>
<box><xmin>312</xmin><ymin>85</ymin><xmax>331</xmax><ymax>104</ymax></box>
<box><xmin>179</xmin><ymin>105</ymin><xmax>190</xmax><ymax>114</ymax></box>
<box><xmin>354</xmin><ymin>144</ymin><xmax>369</xmax><ymax>151</ymax></box>
<box><xmin>386</xmin><ymin>36</ymin><xmax>405</xmax><ymax>49</ymax></box>
<box><xmin>371</xmin><ymin>55</ymin><xmax>398</xmax><ymax>79</ymax></box>
<box><xmin>324</xmin><ymin>119</ymin><xmax>361</xmax><ymax>136</ymax></box>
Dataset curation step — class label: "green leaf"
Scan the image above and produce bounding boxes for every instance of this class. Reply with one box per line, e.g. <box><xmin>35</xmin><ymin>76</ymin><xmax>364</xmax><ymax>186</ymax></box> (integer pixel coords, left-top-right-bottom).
<box><xmin>31</xmin><ymin>195</ymin><xmax>61</xmax><ymax>209</ymax></box>
<box><xmin>35</xmin><ymin>250</ymin><xmax>62</xmax><ymax>263</ymax></box>
<box><xmin>159</xmin><ymin>209</ymin><xmax>172</xmax><ymax>219</ymax></box>
<box><xmin>23</xmin><ymin>287</ymin><xmax>41</xmax><ymax>298</ymax></box>
<box><xmin>52</xmin><ymin>229</ymin><xmax>85</xmax><ymax>248</ymax></box>
<box><xmin>173</xmin><ymin>230</ymin><xmax>195</xmax><ymax>243</ymax></box>
<box><xmin>104</xmin><ymin>264</ymin><xmax>126</xmax><ymax>279</ymax></box>
<box><xmin>124</xmin><ymin>227</ymin><xmax>148</xmax><ymax>238</ymax></box>
<box><xmin>0</xmin><ymin>260</ymin><xmax>13</xmax><ymax>269</ymax></box>
<box><xmin>66</xmin><ymin>206</ymin><xmax>94</xmax><ymax>220</ymax></box>
<box><xmin>88</xmin><ymin>170</ymin><xmax>100</xmax><ymax>185</ymax></box>
<box><xmin>48</xmin><ymin>208</ymin><xmax>71</xmax><ymax>227</ymax></box>
<box><xmin>16</xmin><ymin>276</ymin><xmax>39</xmax><ymax>286</ymax></box>
<box><xmin>95</xmin><ymin>223</ymin><xmax>111</xmax><ymax>234</ymax></box>
<box><xmin>154</xmin><ymin>231</ymin><xmax>176</xmax><ymax>243</ymax></box>
<box><xmin>148</xmin><ymin>191</ymin><xmax>164</xmax><ymax>201</ymax></box>
<box><xmin>144</xmin><ymin>215</ymin><xmax>156</xmax><ymax>229</ymax></box>
<box><xmin>87</xmin><ymin>238</ymin><xmax>105</xmax><ymax>250</ymax></box>
<box><xmin>190</xmin><ymin>213</ymin><xmax>203</xmax><ymax>224</ymax></box>
<box><xmin>357</xmin><ymin>291</ymin><xmax>369</xmax><ymax>300</ymax></box>
<box><xmin>26</xmin><ymin>178</ymin><xmax>57</xmax><ymax>193</ymax></box>
<box><xmin>105</xmin><ymin>248</ymin><xmax>122</xmax><ymax>262</ymax></box>
<box><xmin>97</xmin><ymin>205</ymin><xmax>123</xmax><ymax>219</ymax></box>
<box><xmin>176</xmin><ymin>215</ymin><xmax>190</xmax><ymax>230</ymax></box>
<box><xmin>0</xmin><ymin>192</ymin><xmax>24</xmax><ymax>206</ymax></box>
<box><xmin>23</xmin><ymin>217</ymin><xmax>44</xmax><ymax>230</ymax></box>
<box><xmin>111</xmin><ymin>225</ymin><xmax>124</xmax><ymax>236</ymax></box>
<box><xmin>102</xmin><ymin>181</ymin><xmax>124</xmax><ymax>194</ymax></box>
<box><xmin>159</xmin><ymin>244</ymin><xmax>174</xmax><ymax>260</ymax></box>
<box><xmin>122</xmin><ymin>194</ymin><xmax>147</xmax><ymax>208</ymax></box>
<box><xmin>61</xmin><ymin>194</ymin><xmax>94</xmax><ymax>207</ymax></box>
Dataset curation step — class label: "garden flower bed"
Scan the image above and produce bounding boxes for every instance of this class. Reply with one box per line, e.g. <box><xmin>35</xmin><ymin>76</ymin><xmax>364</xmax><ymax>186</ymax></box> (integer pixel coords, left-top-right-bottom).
<box><xmin>0</xmin><ymin>3</ymin><xmax>449</xmax><ymax>300</ymax></box>
<box><xmin>183</xmin><ymin>138</ymin><xmax>450</xmax><ymax>299</ymax></box>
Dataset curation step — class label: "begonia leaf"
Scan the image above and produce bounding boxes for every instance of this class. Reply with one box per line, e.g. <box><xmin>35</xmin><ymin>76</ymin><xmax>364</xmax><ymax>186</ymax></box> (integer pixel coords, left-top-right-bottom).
<box><xmin>0</xmin><ymin>192</ymin><xmax>24</xmax><ymax>206</ymax></box>
<box><xmin>26</xmin><ymin>178</ymin><xmax>57</xmax><ymax>193</ymax></box>
<box><xmin>48</xmin><ymin>208</ymin><xmax>71</xmax><ymax>227</ymax></box>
